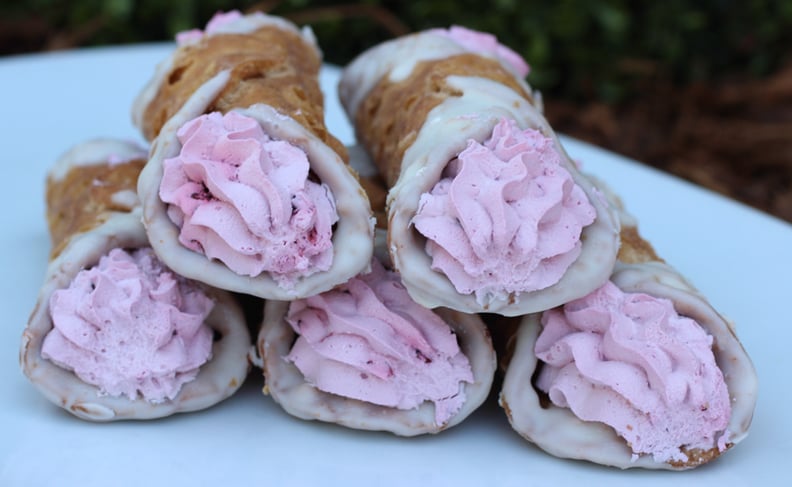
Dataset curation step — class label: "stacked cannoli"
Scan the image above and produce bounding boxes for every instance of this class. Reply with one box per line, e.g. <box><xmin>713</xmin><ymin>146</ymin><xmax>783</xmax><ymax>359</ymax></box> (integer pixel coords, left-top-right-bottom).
<box><xmin>339</xmin><ymin>26</ymin><xmax>621</xmax><ymax>316</ymax></box>
<box><xmin>21</xmin><ymin>139</ymin><xmax>251</xmax><ymax>421</ymax></box>
<box><xmin>19</xmin><ymin>8</ymin><xmax>757</xmax><ymax>465</ymax></box>
<box><xmin>133</xmin><ymin>10</ymin><xmax>375</xmax><ymax>301</ymax></box>
<box><xmin>251</xmin><ymin>145</ymin><xmax>495</xmax><ymax>435</ymax></box>
<box><xmin>339</xmin><ymin>26</ymin><xmax>757</xmax><ymax>468</ymax></box>
<box><xmin>132</xmin><ymin>10</ymin><xmax>493</xmax><ymax>435</ymax></box>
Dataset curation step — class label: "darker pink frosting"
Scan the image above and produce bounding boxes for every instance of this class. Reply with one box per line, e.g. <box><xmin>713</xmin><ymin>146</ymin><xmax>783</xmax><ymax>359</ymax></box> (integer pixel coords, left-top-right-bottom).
<box><xmin>429</xmin><ymin>25</ymin><xmax>530</xmax><ymax>77</ymax></box>
<box><xmin>412</xmin><ymin>118</ymin><xmax>596</xmax><ymax>304</ymax></box>
<box><xmin>285</xmin><ymin>259</ymin><xmax>474</xmax><ymax>425</ymax></box>
<box><xmin>159</xmin><ymin>111</ymin><xmax>338</xmax><ymax>288</ymax></box>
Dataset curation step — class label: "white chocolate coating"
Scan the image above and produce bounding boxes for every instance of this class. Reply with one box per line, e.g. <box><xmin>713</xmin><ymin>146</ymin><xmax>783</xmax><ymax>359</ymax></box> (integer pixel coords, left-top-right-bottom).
<box><xmin>49</xmin><ymin>138</ymin><xmax>146</xmax><ymax>182</ymax></box>
<box><xmin>339</xmin><ymin>30</ymin><xmax>536</xmax><ymax>120</ymax></box>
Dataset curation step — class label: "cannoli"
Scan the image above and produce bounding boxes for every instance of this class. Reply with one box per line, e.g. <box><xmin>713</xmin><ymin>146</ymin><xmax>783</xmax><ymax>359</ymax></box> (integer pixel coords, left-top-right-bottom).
<box><xmin>21</xmin><ymin>139</ymin><xmax>251</xmax><ymax>421</ymax></box>
<box><xmin>253</xmin><ymin>231</ymin><xmax>496</xmax><ymax>436</ymax></box>
<box><xmin>498</xmin><ymin>185</ymin><xmax>758</xmax><ymax>469</ymax></box>
<box><xmin>339</xmin><ymin>26</ymin><xmax>620</xmax><ymax>316</ymax></box>
<box><xmin>133</xmin><ymin>10</ymin><xmax>375</xmax><ymax>300</ymax></box>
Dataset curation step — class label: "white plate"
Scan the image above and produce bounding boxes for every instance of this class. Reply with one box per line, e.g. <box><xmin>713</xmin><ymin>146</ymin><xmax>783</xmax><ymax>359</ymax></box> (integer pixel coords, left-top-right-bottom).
<box><xmin>1</xmin><ymin>44</ymin><xmax>789</xmax><ymax>486</ymax></box>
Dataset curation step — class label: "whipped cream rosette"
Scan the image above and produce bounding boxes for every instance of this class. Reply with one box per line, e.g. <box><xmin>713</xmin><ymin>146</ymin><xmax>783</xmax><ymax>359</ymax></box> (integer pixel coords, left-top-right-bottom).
<box><xmin>497</xmin><ymin>185</ymin><xmax>758</xmax><ymax>469</ymax></box>
<box><xmin>339</xmin><ymin>26</ymin><xmax>620</xmax><ymax>316</ymax></box>
<box><xmin>21</xmin><ymin>139</ymin><xmax>251</xmax><ymax>421</ymax></box>
<box><xmin>252</xmin><ymin>232</ymin><xmax>496</xmax><ymax>436</ymax></box>
<box><xmin>134</xmin><ymin>11</ymin><xmax>374</xmax><ymax>300</ymax></box>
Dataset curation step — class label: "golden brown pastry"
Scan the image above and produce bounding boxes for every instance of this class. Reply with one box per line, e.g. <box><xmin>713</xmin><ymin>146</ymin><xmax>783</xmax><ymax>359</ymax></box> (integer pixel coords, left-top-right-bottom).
<box><xmin>21</xmin><ymin>139</ymin><xmax>251</xmax><ymax>421</ymax></box>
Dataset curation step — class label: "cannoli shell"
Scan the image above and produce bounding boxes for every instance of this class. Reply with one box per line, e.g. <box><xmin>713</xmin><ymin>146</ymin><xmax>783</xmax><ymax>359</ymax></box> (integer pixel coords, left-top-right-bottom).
<box><xmin>498</xmin><ymin>182</ymin><xmax>759</xmax><ymax>469</ymax></box>
<box><xmin>134</xmin><ymin>14</ymin><xmax>375</xmax><ymax>300</ymax></box>
<box><xmin>340</xmin><ymin>36</ymin><xmax>620</xmax><ymax>315</ymax></box>
<box><xmin>139</xmin><ymin>98</ymin><xmax>375</xmax><ymax>300</ymax></box>
<box><xmin>21</xmin><ymin>140</ymin><xmax>251</xmax><ymax>421</ymax></box>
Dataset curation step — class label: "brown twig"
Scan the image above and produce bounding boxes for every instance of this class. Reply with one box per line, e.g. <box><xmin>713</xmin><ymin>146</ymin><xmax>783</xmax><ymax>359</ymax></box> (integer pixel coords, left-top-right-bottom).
<box><xmin>44</xmin><ymin>14</ymin><xmax>110</xmax><ymax>51</ymax></box>
<box><xmin>283</xmin><ymin>4</ymin><xmax>410</xmax><ymax>37</ymax></box>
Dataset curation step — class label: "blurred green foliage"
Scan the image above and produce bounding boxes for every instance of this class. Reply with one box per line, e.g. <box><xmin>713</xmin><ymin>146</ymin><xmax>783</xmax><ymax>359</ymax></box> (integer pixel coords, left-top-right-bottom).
<box><xmin>3</xmin><ymin>0</ymin><xmax>791</xmax><ymax>102</ymax></box>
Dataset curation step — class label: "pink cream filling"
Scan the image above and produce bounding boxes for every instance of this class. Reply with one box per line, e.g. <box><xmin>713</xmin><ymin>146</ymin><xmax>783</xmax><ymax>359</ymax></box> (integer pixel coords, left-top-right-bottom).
<box><xmin>534</xmin><ymin>280</ymin><xmax>732</xmax><ymax>464</ymax></box>
<box><xmin>412</xmin><ymin>118</ymin><xmax>596</xmax><ymax>304</ymax></box>
<box><xmin>285</xmin><ymin>259</ymin><xmax>474</xmax><ymax>425</ymax></box>
<box><xmin>176</xmin><ymin>10</ymin><xmax>242</xmax><ymax>45</ymax></box>
<box><xmin>42</xmin><ymin>247</ymin><xmax>215</xmax><ymax>403</ymax></box>
<box><xmin>428</xmin><ymin>25</ymin><xmax>530</xmax><ymax>77</ymax></box>
<box><xmin>159</xmin><ymin>111</ymin><xmax>338</xmax><ymax>288</ymax></box>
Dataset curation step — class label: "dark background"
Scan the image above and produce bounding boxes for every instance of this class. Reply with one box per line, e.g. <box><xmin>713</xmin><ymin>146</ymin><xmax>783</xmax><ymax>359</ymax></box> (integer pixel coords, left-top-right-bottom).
<box><xmin>3</xmin><ymin>0</ymin><xmax>791</xmax><ymax>222</ymax></box>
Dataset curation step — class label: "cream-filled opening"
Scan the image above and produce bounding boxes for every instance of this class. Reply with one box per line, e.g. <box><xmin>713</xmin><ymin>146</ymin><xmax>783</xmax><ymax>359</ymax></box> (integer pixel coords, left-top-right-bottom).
<box><xmin>42</xmin><ymin>246</ymin><xmax>216</xmax><ymax>403</ymax></box>
<box><xmin>283</xmin><ymin>259</ymin><xmax>474</xmax><ymax>425</ymax></box>
<box><xmin>159</xmin><ymin>111</ymin><xmax>339</xmax><ymax>289</ymax></box>
<box><xmin>411</xmin><ymin>117</ymin><xmax>596</xmax><ymax>305</ymax></box>
<box><xmin>532</xmin><ymin>279</ymin><xmax>731</xmax><ymax>465</ymax></box>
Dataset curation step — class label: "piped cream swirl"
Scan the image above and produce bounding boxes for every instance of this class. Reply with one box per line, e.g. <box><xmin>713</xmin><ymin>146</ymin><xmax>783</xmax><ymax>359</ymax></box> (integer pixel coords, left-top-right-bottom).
<box><xmin>159</xmin><ymin>111</ymin><xmax>339</xmax><ymax>288</ymax></box>
<box><xmin>412</xmin><ymin>118</ymin><xmax>596</xmax><ymax>305</ymax></box>
<box><xmin>534</xmin><ymin>280</ymin><xmax>732</xmax><ymax>464</ymax></box>
<box><xmin>42</xmin><ymin>247</ymin><xmax>214</xmax><ymax>403</ymax></box>
<box><xmin>285</xmin><ymin>259</ymin><xmax>474</xmax><ymax>425</ymax></box>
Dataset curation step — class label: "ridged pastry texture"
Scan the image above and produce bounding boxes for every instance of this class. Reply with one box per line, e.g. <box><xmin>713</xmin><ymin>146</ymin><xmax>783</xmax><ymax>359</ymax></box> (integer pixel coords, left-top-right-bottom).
<box><xmin>134</xmin><ymin>14</ymin><xmax>345</xmax><ymax>160</ymax></box>
<box><xmin>21</xmin><ymin>139</ymin><xmax>251</xmax><ymax>421</ymax></box>
<box><xmin>45</xmin><ymin>139</ymin><xmax>145</xmax><ymax>258</ymax></box>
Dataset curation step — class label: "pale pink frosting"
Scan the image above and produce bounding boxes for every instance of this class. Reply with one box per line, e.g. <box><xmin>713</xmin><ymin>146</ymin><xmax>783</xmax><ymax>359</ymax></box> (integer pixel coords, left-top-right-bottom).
<box><xmin>159</xmin><ymin>111</ymin><xmax>338</xmax><ymax>288</ymax></box>
<box><xmin>285</xmin><ymin>259</ymin><xmax>474</xmax><ymax>425</ymax></box>
<box><xmin>42</xmin><ymin>248</ymin><xmax>214</xmax><ymax>403</ymax></box>
<box><xmin>412</xmin><ymin>118</ymin><xmax>596</xmax><ymax>304</ymax></box>
<box><xmin>534</xmin><ymin>280</ymin><xmax>732</xmax><ymax>464</ymax></box>
<box><xmin>176</xmin><ymin>10</ymin><xmax>242</xmax><ymax>45</ymax></box>
<box><xmin>429</xmin><ymin>25</ymin><xmax>530</xmax><ymax>77</ymax></box>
